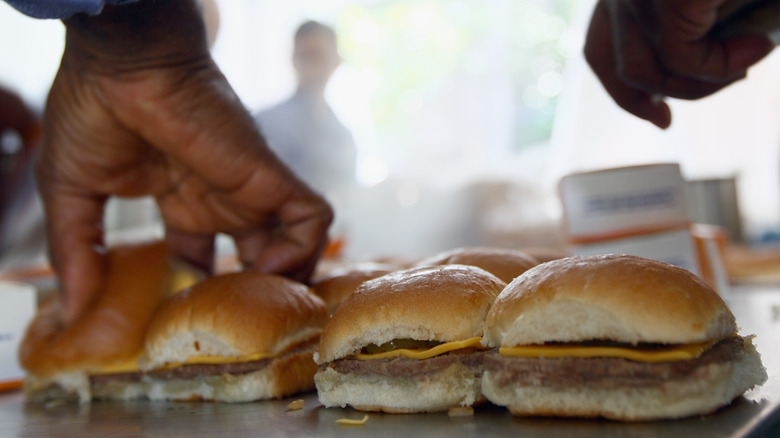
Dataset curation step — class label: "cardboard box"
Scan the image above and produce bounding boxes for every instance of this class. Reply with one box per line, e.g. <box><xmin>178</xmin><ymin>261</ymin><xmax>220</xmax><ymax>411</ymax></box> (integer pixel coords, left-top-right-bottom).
<box><xmin>559</xmin><ymin>164</ymin><xmax>731</xmax><ymax>293</ymax></box>
<box><xmin>0</xmin><ymin>281</ymin><xmax>36</xmax><ymax>391</ymax></box>
<box><xmin>572</xmin><ymin>228</ymin><xmax>701</xmax><ymax>276</ymax></box>
<box><xmin>560</xmin><ymin>164</ymin><xmax>690</xmax><ymax>243</ymax></box>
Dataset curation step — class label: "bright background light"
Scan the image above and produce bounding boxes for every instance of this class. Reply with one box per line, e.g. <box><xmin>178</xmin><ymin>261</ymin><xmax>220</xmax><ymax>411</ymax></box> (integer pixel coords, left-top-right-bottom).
<box><xmin>2</xmin><ymin>0</ymin><xmax>780</xmax><ymax>263</ymax></box>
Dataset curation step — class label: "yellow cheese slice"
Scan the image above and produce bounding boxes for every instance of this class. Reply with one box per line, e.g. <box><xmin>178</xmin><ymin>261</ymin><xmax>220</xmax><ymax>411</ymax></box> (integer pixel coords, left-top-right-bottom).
<box><xmin>93</xmin><ymin>351</ymin><xmax>277</xmax><ymax>374</ymax></box>
<box><xmin>168</xmin><ymin>268</ymin><xmax>201</xmax><ymax>297</ymax></box>
<box><xmin>336</xmin><ymin>415</ymin><xmax>369</xmax><ymax>425</ymax></box>
<box><xmin>356</xmin><ymin>337</ymin><xmax>484</xmax><ymax>360</ymax></box>
<box><xmin>499</xmin><ymin>341</ymin><xmax>715</xmax><ymax>363</ymax></box>
<box><xmin>158</xmin><ymin>351</ymin><xmax>277</xmax><ymax>370</ymax></box>
<box><xmin>95</xmin><ymin>358</ymin><xmax>142</xmax><ymax>374</ymax></box>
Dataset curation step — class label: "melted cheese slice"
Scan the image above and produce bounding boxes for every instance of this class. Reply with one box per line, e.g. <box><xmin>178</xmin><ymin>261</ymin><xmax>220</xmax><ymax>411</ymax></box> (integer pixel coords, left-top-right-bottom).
<box><xmin>95</xmin><ymin>358</ymin><xmax>142</xmax><ymax>374</ymax></box>
<box><xmin>168</xmin><ymin>268</ymin><xmax>201</xmax><ymax>297</ymax></box>
<box><xmin>499</xmin><ymin>341</ymin><xmax>714</xmax><ymax>363</ymax></box>
<box><xmin>356</xmin><ymin>337</ymin><xmax>484</xmax><ymax>360</ymax></box>
<box><xmin>157</xmin><ymin>352</ymin><xmax>277</xmax><ymax>370</ymax></box>
<box><xmin>336</xmin><ymin>415</ymin><xmax>369</xmax><ymax>425</ymax></box>
<box><xmin>93</xmin><ymin>352</ymin><xmax>277</xmax><ymax>374</ymax></box>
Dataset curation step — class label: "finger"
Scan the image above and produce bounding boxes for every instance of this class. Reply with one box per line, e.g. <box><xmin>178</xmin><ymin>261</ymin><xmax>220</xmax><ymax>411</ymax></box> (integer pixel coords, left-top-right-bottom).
<box><xmin>103</xmin><ymin>62</ymin><xmax>289</xmax><ymax>195</ymax></box>
<box><xmin>244</xmin><ymin>194</ymin><xmax>332</xmax><ymax>283</ymax></box>
<box><xmin>585</xmin><ymin>1</ymin><xmax>672</xmax><ymax>128</ymax></box>
<box><xmin>111</xmin><ymin>62</ymin><xmax>333</xmax><ymax>274</ymax></box>
<box><xmin>610</xmin><ymin>0</ymin><xmax>740</xmax><ymax>101</ymax></box>
<box><xmin>229</xmin><ymin>223</ymin><xmax>272</xmax><ymax>269</ymax></box>
<box><xmin>36</xmin><ymin>166</ymin><xmax>107</xmax><ymax>325</ymax></box>
<box><xmin>164</xmin><ymin>226</ymin><xmax>215</xmax><ymax>275</ymax></box>
<box><xmin>657</xmin><ymin>0</ymin><xmax>775</xmax><ymax>81</ymax></box>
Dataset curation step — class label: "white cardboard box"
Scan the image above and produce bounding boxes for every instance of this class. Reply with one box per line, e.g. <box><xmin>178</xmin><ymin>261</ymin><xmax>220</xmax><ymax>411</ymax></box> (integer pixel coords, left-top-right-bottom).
<box><xmin>560</xmin><ymin>164</ymin><xmax>690</xmax><ymax>242</ymax></box>
<box><xmin>0</xmin><ymin>281</ymin><xmax>36</xmax><ymax>390</ymax></box>
<box><xmin>572</xmin><ymin>228</ymin><xmax>701</xmax><ymax>277</ymax></box>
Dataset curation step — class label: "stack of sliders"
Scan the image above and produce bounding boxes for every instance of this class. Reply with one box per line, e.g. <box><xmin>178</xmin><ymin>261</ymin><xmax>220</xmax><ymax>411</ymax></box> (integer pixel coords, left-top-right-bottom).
<box><xmin>482</xmin><ymin>254</ymin><xmax>768</xmax><ymax>420</ymax></box>
<box><xmin>415</xmin><ymin>246</ymin><xmax>539</xmax><ymax>284</ymax></box>
<box><xmin>314</xmin><ymin>264</ymin><xmax>507</xmax><ymax>413</ymax></box>
<box><xmin>20</xmin><ymin>241</ymin><xmax>193</xmax><ymax>402</ymax></box>
<box><xmin>21</xmin><ymin>241</ymin><xmax>328</xmax><ymax>403</ymax></box>
<box><xmin>137</xmin><ymin>272</ymin><xmax>327</xmax><ymax>402</ymax></box>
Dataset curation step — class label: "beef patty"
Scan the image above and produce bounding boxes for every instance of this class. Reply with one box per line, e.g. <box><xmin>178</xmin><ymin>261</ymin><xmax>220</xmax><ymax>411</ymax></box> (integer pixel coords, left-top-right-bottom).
<box><xmin>89</xmin><ymin>343</ymin><xmax>316</xmax><ymax>385</ymax></box>
<box><xmin>319</xmin><ymin>347</ymin><xmax>486</xmax><ymax>377</ymax></box>
<box><xmin>483</xmin><ymin>336</ymin><xmax>745</xmax><ymax>389</ymax></box>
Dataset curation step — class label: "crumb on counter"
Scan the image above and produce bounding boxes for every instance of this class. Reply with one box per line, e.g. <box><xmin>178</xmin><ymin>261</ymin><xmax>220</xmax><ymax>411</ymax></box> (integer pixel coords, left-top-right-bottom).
<box><xmin>286</xmin><ymin>399</ymin><xmax>305</xmax><ymax>411</ymax></box>
<box><xmin>447</xmin><ymin>406</ymin><xmax>474</xmax><ymax>418</ymax></box>
<box><xmin>336</xmin><ymin>414</ymin><xmax>369</xmax><ymax>426</ymax></box>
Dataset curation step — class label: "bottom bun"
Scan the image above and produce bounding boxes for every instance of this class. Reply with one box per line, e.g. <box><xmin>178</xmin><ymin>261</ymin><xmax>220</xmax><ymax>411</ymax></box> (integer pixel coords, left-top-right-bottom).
<box><xmin>143</xmin><ymin>347</ymin><xmax>317</xmax><ymax>403</ymax></box>
<box><xmin>315</xmin><ymin>363</ymin><xmax>483</xmax><ymax>413</ymax></box>
<box><xmin>482</xmin><ymin>341</ymin><xmax>767</xmax><ymax>421</ymax></box>
<box><xmin>29</xmin><ymin>346</ymin><xmax>318</xmax><ymax>403</ymax></box>
<box><xmin>91</xmin><ymin>377</ymin><xmax>147</xmax><ymax>401</ymax></box>
<box><xmin>25</xmin><ymin>372</ymin><xmax>90</xmax><ymax>403</ymax></box>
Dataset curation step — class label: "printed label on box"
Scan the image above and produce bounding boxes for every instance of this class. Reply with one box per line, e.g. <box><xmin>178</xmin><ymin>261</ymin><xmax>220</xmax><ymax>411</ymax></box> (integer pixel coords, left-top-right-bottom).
<box><xmin>561</xmin><ymin>164</ymin><xmax>690</xmax><ymax>239</ymax></box>
<box><xmin>0</xmin><ymin>282</ymin><xmax>36</xmax><ymax>386</ymax></box>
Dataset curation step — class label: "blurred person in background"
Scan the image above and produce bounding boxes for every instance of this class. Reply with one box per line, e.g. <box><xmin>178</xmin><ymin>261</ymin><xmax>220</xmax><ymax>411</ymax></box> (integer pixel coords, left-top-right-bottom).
<box><xmin>255</xmin><ymin>20</ymin><xmax>357</xmax><ymax>201</ymax></box>
<box><xmin>2</xmin><ymin>0</ymin><xmax>333</xmax><ymax>325</ymax></box>
<box><xmin>584</xmin><ymin>0</ymin><xmax>775</xmax><ymax>129</ymax></box>
<box><xmin>0</xmin><ymin>86</ymin><xmax>44</xmax><ymax>269</ymax></box>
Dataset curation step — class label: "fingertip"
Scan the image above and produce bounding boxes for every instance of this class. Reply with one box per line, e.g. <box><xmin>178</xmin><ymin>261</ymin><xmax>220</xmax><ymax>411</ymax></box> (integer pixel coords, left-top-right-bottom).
<box><xmin>649</xmin><ymin>99</ymin><xmax>672</xmax><ymax>129</ymax></box>
<box><xmin>165</xmin><ymin>228</ymin><xmax>216</xmax><ymax>275</ymax></box>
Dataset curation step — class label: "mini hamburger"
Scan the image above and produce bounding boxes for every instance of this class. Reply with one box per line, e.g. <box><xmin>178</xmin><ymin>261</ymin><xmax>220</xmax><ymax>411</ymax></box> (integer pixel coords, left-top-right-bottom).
<box><xmin>137</xmin><ymin>272</ymin><xmax>327</xmax><ymax>402</ymax></box>
<box><xmin>312</xmin><ymin>262</ymin><xmax>396</xmax><ymax>313</ymax></box>
<box><xmin>482</xmin><ymin>254</ymin><xmax>767</xmax><ymax>420</ymax></box>
<box><xmin>415</xmin><ymin>246</ymin><xmax>539</xmax><ymax>284</ymax></box>
<box><xmin>20</xmin><ymin>241</ymin><xmax>195</xmax><ymax>402</ymax></box>
<box><xmin>314</xmin><ymin>264</ymin><xmax>506</xmax><ymax>413</ymax></box>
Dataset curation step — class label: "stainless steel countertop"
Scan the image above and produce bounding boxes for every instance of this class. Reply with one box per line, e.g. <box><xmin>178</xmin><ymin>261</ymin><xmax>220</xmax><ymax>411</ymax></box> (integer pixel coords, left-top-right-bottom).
<box><xmin>2</xmin><ymin>286</ymin><xmax>779</xmax><ymax>438</ymax></box>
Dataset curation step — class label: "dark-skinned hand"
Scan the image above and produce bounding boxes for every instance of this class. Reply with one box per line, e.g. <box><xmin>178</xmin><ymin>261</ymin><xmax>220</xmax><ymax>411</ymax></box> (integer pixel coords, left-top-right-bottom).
<box><xmin>38</xmin><ymin>0</ymin><xmax>332</xmax><ymax>324</ymax></box>
<box><xmin>584</xmin><ymin>0</ymin><xmax>774</xmax><ymax>128</ymax></box>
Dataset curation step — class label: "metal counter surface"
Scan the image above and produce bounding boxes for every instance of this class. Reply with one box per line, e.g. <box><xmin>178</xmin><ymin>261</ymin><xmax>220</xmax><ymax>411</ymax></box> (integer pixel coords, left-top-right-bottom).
<box><xmin>1</xmin><ymin>286</ymin><xmax>778</xmax><ymax>438</ymax></box>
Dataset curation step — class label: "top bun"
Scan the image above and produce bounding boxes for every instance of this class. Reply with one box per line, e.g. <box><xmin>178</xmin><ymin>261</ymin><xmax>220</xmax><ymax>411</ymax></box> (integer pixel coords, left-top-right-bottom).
<box><xmin>312</xmin><ymin>262</ymin><xmax>396</xmax><ymax>313</ymax></box>
<box><xmin>484</xmin><ymin>254</ymin><xmax>736</xmax><ymax>347</ymax></box>
<box><xmin>20</xmin><ymin>242</ymin><xmax>174</xmax><ymax>376</ymax></box>
<box><xmin>317</xmin><ymin>265</ymin><xmax>506</xmax><ymax>363</ymax></box>
<box><xmin>141</xmin><ymin>272</ymin><xmax>327</xmax><ymax>369</ymax></box>
<box><xmin>416</xmin><ymin>247</ymin><xmax>539</xmax><ymax>284</ymax></box>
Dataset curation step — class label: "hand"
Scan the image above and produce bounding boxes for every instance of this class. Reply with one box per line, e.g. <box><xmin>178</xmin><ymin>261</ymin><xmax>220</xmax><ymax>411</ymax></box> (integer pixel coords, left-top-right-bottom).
<box><xmin>37</xmin><ymin>0</ymin><xmax>332</xmax><ymax>324</ymax></box>
<box><xmin>584</xmin><ymin>0</ymin><xmax>774</xmax><ymax>128</ymax></box>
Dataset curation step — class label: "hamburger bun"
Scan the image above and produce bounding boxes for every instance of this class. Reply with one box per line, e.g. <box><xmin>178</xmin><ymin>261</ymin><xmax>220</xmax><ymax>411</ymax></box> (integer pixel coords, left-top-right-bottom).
<box><xmin>415</xmin><ymin>247</ymin><xmax>539</xmax><ymax>284</ymax></box>
<box><xmin>484</xmin><ymin>254</ymin><xmax>736</xmax><ymax>346</ymax></box>
<box><xmin>312</xmin><ymin>262</ymin><xmax>396</xmax><ymax>313</ymax></box>
<box><xmin>482</xmin><ymin>254</ymin><xmax>767</xmax><ymax>420</ymax></box>
<box><xmin>139</xmin><ymin>272</ymin><xmax>327</xmax><ymax>402</ymax></box>
<box><xmin>315</xmin><ymin>264</ymin><xmax>506</xmax><ymax>413</ymax></box>
<box><xmin>20</xmin><ymin>241</ymin><xmax>184</xmax><ymax>402</ymax></box>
